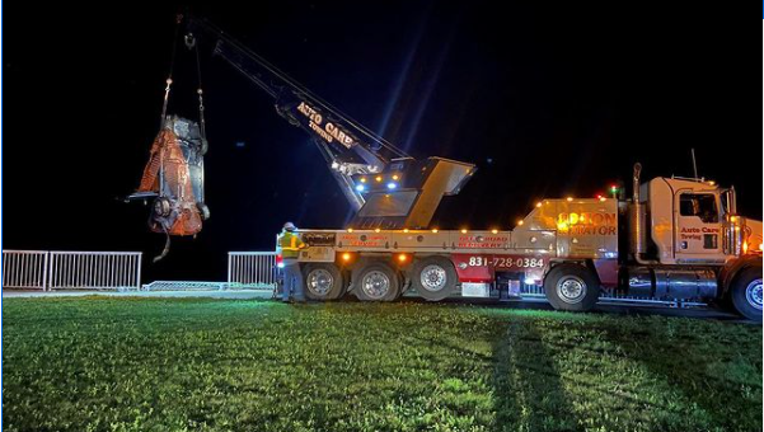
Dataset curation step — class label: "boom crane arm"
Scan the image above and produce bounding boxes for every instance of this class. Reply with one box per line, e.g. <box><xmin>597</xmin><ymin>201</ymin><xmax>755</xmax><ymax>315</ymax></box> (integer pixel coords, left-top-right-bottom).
<box><xmin>186</xmin><ymin>17</ymin><xmax>409</xmax><ymax>210</ymax></box>
<box><xmin>185</xmin><ymin>16</ymin><xmax>476</xmax><ymax>229</ymax></box>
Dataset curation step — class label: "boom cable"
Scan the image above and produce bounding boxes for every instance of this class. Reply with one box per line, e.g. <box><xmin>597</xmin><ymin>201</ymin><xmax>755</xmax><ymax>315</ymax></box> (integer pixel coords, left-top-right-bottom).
<box><xmin>160</xmin><ymin>14</ymin><xmax>184</xmax><ymax>129</ymax></box>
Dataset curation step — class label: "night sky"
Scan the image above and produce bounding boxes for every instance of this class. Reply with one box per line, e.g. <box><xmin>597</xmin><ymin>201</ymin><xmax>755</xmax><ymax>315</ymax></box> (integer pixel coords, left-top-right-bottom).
<box><xmin>4</xmin><ymin>2</ymin><xmax>762</xmax><ymax>282</ymax></box>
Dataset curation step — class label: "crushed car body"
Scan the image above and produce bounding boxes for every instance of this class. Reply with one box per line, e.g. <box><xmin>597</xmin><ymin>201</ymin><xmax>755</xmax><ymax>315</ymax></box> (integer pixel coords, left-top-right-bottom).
<box><xmin>129</xmin><ymin>115</ymin><xmax>209</xmax><ymax>261</ymax></box>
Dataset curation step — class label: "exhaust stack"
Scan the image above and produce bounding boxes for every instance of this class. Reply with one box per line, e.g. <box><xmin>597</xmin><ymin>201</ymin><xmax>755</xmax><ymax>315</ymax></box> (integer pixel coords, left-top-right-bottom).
<box><xmin>629</xmin><ymin>163</ymin><xmax>646</xmax><ymax>258</ymax></box>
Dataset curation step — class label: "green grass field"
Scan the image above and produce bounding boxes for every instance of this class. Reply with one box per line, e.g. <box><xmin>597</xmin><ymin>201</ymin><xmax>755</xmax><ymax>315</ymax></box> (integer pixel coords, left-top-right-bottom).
<box><xmin>2</xmin><ymin>297</ymin><xmax>761</xmax><ymax>432</ymax></box>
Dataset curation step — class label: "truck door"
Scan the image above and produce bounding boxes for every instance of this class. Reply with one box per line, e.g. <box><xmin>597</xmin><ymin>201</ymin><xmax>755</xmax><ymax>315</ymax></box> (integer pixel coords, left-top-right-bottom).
<box><xmin>674</xmin><ymin>191</ymin><xmax>723</xmax><ymax>261</ymax></box>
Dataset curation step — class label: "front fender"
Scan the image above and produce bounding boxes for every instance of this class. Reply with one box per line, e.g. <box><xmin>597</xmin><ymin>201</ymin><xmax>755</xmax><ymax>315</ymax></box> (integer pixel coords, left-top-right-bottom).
<box><xmin>719</xmin><ymin>254</ymin><xmax>763</xmax><ymax>295</ymax></box>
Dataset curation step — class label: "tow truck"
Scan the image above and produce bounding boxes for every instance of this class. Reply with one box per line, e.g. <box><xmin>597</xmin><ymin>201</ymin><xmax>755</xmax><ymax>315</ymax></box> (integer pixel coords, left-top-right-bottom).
<box><xmin>293</xmin><ymin>165</ymin><xmax>762</xmax><ymax>321</ymax></box>
<box><xmin>183</xmin><ymin>16</ymin><xmax>762</xmax><ymax>320</ymax></box>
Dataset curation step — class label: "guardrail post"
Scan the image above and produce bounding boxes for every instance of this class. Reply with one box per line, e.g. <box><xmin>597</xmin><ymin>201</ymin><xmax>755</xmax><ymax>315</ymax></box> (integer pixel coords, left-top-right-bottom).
<box><xmin>42</xmin><ymin>252</ymin><xmax>49</xmax><ymax>291</ymax></box>
<box><xmin>227</xmin><ymin>252</ymin><xmax>232</xmax><ymax>284</ymax></box>
<box><xmin>136</xmin><ymin>253</ymin><xmax>143</xmax><ymax>290</ymax></box>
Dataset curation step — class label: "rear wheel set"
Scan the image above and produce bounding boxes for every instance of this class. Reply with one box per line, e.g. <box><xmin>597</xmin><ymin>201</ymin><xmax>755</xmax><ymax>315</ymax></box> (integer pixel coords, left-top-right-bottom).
<box><xmin>350</xmin><ymin>255</ymin><xmax>459</xmax><ymax>302</ymax></box>
<box><xmin>302</xmin><ymin>259</ymin><xmax>406</xmax><ymax>302</ymax></box>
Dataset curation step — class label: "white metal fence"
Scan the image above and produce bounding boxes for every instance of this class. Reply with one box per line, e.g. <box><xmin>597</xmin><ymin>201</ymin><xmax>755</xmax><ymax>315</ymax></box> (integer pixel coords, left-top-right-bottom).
<box><xmin>227</xmin><ymin>252</ymin><xmax>278</xmax><ymax>289</ymax></box>
<box><xmin>2</xmin><ymin>250</ymin><xmax>142</xmax><ymax>291</ymax></box>
<box><xmin>2</xmin><ymin>250</ymin><xmax>49</xmax><ymax>290</ymax></box>
<box><xmin>48</xmin><ymin>252</ymin><xmax>142</xmax><ymax>291</ymax></box>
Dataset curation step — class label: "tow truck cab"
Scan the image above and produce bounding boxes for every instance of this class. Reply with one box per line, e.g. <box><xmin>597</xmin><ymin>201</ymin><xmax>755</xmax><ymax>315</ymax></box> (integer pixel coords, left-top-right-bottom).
<box><xmin>616</xmin><ymin>164</ymin><xmax>762</xmax><ymax>319</ymax></box>
<box><xmin>635</xmin><ymin>176</ymin><xmax>761</xmax><ymax>265</ymax></box>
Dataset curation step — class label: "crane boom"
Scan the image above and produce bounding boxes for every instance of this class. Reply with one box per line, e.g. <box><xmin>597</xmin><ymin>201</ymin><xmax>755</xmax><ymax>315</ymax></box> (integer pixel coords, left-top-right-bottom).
<box><xmin>185</xmin><ymin>16</ymin><xmax>476</xmax><ymax>229</ymax></box>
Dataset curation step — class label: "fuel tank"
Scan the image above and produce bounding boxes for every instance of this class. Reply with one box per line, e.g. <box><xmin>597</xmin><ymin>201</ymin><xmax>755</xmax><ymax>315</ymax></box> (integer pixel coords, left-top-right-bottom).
<box><xmin>626</xmin><ymin>266</ymin><xmax>717</xmax><ymax>299</ymax></box>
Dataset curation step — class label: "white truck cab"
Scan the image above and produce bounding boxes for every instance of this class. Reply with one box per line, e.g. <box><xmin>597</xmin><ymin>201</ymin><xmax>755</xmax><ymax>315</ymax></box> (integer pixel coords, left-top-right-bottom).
<box><xmin>642</xmin><ymin>177</ymin><xmax>760</xmax><ymax>265</ymax></box>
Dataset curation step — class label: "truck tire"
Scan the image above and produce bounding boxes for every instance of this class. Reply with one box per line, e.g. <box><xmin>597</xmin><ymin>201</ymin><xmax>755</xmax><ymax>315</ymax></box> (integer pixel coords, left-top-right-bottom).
<box><xmin>544</xmin><ymin>263</ymin><xmax>600</xmax><ymax>312</ymax></box>
<box><xmin>411</xmin><ymin>256</ymin><xmax>458</xmax><ymax>301</ymax></box>
<box><xmin>353</xmin><ymin>261</ymin><xmax>401</xmax><ymax>302</ymax></box>
<box><xmin>303</xmin><ymin>263</ymin><xmax>345</xmax><ymax>301</ymax></box>
<box><xmin>730</xmin><ymin>267</ymin><xmax>763</xmax><ymax>322</ymax></box>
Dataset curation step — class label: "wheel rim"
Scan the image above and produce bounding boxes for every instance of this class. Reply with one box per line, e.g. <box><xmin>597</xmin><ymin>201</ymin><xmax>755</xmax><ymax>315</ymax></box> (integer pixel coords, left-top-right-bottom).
<box><xmin>745</xmin><ymin>278</ymin><xmax>763</xmax><ymax>311</ymax></box>
<box><xmin>420</xmin><ymin>264</ymin><xmax>447</xmax><ymax>292</ymax></box>
<box><xmin>556</xmin><ymin>275</ymin><xmax>587</xmax><ymax>304</ymax></box>
<box><xmin>362</xmin><ymin>270</ymin><xmax>390</xmax><ymax>300</ymax></box>
<box><xmin>307</xmin><ymin>269</ymin><xmax>334</xmax><ymax>297</ymax></box>
<box><xmin>153</xmin><ymin>198</ymin><xmax>171</xmax><ymax>217</ymax></box>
